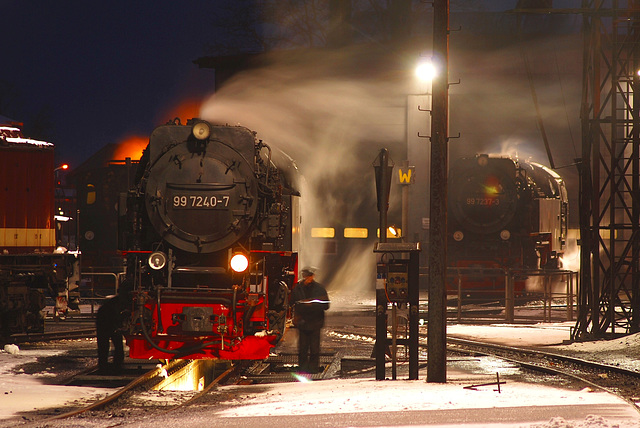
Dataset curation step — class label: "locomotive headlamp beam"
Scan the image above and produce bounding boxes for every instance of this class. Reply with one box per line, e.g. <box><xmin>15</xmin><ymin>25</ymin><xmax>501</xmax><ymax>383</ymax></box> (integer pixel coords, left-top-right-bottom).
<box><xmin>192</xmin><ymin>121</ymin><xmax>211</xmax><ymax>140</ymax></box>
<box><xmin>230</xmin><ymin>253</ymin><xmax>249</xmax><ymax>273</ymax></box>
<box><xmin>148</xmin><ymin>251</ymin><xmax>167</xmax><ymax>270</ymax></box>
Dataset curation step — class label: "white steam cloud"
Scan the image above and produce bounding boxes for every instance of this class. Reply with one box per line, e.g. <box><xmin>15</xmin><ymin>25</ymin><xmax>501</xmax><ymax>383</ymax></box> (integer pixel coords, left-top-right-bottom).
<box><xmin>200</xmin><ymin>47</ymin><xmax>409</xmax><ymax>293</ymax></box>
<box><xmin>197</xmin><ymin>34</ymin><xmax>584</xmax><ymax>295</ymax></box>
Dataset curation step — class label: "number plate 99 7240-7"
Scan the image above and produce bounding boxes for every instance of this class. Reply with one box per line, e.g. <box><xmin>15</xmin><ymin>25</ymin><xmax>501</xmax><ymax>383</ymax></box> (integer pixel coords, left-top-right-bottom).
<box><xmin>172</xmin><ymin>195</ymin><xmax>230</xmax><ymax>209</ymax></box>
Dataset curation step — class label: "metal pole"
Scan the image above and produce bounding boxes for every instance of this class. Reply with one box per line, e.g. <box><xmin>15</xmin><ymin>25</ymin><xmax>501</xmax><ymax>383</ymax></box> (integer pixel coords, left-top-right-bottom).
<box><xmin>402</xmin><ymin>160</ymin><xmax>409</xmax><ymax>243</ymax></box>
<box><xmin>392</xmin><ymin>304</ymin><xmax>397</xmax><ymax>380</ymax></box>
<box><xmin>505</xmin><ymin>271</ymin><xmax>514</xmax><ymax>323</ymax></box>
<box><xmin>427</xmin><ymin>0</ymin><xmax>449</xmax><ymax>383</ymax></box>
<box><xmin>409</xmin><ymin>250</ymin><xmax>419</xmax><ymax>380</ymax></box>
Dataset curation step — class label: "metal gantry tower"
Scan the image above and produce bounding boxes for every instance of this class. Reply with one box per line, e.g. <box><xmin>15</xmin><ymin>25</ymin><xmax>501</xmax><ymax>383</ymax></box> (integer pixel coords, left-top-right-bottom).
<box><xmin>574</xmin><ymin>1</ymin><xmax>640</xmax><ymax>339</ymax></box>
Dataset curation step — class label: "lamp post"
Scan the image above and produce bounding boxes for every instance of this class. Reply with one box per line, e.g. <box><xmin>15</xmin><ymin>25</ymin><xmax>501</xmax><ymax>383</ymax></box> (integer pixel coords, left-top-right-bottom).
<box><xmin>404</xmin><ymin>60</ymin><xmax>435</xmax><ymax>244</ymax></box>
<box><xmin>427</xmin><ymin>0</ymin><xmax>449</xmax><ymax>384</ymax></box>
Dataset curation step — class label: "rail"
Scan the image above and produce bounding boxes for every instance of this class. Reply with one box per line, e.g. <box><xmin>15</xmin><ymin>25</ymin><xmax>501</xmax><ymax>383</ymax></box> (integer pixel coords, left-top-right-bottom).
<box><xmin>80</xmin><ymin>270</ymin><xmax>125</xmax><ymax>314</ymax></box>
<box><xmin>419</xmin><ymin>266</ymin><xmax>578</xmax><ymax>323</ymax></box>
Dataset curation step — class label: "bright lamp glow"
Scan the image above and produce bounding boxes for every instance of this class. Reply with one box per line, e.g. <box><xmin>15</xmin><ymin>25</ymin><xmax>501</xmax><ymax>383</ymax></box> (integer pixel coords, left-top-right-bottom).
<box><xmin>415</xmin><ymin>61</ymin><xmax>437</xmax><ymax>82</ymax></box>
<box><xmin>230</xmin><ymin>253</ymin><xmax>249</xmax><ymax>273</ymax></box>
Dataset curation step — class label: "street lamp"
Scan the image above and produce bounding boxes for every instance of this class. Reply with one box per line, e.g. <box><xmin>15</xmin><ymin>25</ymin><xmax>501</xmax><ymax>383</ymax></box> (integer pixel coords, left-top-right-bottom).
<box><xmin>415</xmin><ymin>60</ymin><xmax>437</xmax><ymax>83</ymax></box>
<box><xmin>402</xmin><ymin>60</ymin><xmax>436</xmax><ymax>243</ymax></box>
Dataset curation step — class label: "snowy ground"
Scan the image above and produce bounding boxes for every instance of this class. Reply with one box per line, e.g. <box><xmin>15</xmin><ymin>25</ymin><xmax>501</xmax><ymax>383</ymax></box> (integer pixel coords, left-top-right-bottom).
<box><xmin>1</xmin><ymin>306</ymin><xmax>640</xmax><ymax>427</ymax></box>
<box><xmin>0</xmin><ymin>341</ymin><xmax>111</xmax><ymax>421</ymax></box>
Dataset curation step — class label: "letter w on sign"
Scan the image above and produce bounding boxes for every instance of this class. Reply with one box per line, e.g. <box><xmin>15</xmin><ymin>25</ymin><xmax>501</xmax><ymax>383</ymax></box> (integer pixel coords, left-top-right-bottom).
<box><xmin>398</xmin><ymin>167</ymin><xmax>415</xmax><ymax>185</ymax></box>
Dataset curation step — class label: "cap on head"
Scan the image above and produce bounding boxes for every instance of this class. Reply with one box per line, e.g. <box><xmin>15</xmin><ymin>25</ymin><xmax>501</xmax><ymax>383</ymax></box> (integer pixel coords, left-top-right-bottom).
<box><xmin>301</xmin><ymin>266</ymin><xmax>316</xmax><ymax>278</ymax></box>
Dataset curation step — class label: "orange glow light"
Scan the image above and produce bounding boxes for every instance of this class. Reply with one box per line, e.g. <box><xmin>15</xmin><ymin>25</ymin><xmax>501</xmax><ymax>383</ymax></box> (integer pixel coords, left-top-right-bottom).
<box><xmin>158</xmin><ymin>99</ymin><xmax>202</xmax><ymax>125</ymax></box>
<box><xmin>113</xmin><ymin>136</ymin><xmax>148</xmax><ymax>161</ymax></box>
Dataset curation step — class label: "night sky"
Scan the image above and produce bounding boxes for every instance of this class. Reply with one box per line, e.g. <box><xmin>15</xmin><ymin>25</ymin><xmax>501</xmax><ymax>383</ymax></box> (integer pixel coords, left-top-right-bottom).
<box><xmin>2</xmin><ymin>1</ymin><xmax>228</xmax><ymax>167</ymax></box>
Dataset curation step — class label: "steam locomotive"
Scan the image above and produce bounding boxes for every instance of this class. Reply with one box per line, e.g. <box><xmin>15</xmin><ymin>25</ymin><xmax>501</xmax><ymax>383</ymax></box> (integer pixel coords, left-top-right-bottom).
<box><xmin>118</xmin><ymin>119</ymin><xmax>300</xmax><ymax>360</ymax></box>
<box><xmin>447</xmin><ymin>154</ymin><xmax>568</xmax><ymax>295</ymax></box>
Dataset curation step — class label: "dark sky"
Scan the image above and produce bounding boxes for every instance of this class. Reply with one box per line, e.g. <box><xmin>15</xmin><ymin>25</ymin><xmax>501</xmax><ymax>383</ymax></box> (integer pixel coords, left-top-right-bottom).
<box><xmin>2</xmin><ymin>1</ymin><xmax>228</xmax><ymax>167</ymax></box>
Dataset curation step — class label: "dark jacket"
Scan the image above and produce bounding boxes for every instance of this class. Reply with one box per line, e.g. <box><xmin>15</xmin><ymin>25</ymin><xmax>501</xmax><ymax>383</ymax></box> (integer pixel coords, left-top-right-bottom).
<box><xmin>290</xmin><ymin>280</ymin><xmax>329</xmax><ymax>331</ymax></box>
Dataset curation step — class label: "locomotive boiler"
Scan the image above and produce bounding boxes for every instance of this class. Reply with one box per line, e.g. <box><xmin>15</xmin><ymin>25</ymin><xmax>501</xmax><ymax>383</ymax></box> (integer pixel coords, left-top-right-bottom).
<box><xmin>119</xmin><ymin>118</ymin><xmax>300</xmax><ymax>360</ymax></box>
<box><xmin>447</xmin><ymin>154</ymin><xmax>568</xmax><ymax>295</ymax></box>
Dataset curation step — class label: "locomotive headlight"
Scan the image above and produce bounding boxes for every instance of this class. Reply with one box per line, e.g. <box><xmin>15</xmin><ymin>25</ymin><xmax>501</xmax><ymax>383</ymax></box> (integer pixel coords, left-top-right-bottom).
<box><xmin>477</xmin><ymin>154</ymin><xmax>489</xmax><ymax>167</ymax></box>
<box><xmin>453</xmin><ymin>230</ymin><xmax>464</xmax><ymax>241</ymax></box>
<box><xmin>148</xmin><ymin>251</ymin><xmax>167</xmax><ymax>270</ymax></box>
<box><xmin>230</xmin><ymin>253</ymin><xmax>249</xmax><ymax>273</ymax></box>
<box><xmin>192</xmin><ymin>121</ymin><xmax>211</xmax><ymax>140</ymax></box>
<box><xmin>500</xmin><ymin>229</ymin><xmax>511</xmax><ymax>241</ymax></box>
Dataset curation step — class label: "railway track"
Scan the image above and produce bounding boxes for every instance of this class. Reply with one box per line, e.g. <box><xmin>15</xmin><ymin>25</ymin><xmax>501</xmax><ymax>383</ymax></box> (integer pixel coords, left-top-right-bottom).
<box><xmin>16</xmin><ymin>359</ymin><xmax>238</xmax><ymax>427</ymax></box>
<box><xmin>9</xmin><ymin>322</ymin><xmax>640</xmax><ymax>426</ymax></box>
<box><xmin>330</xmin><ymin>327</ymin><xmax>640</xmax><ymax>414</ymax></box>
<box><xmin>12</xmin><ymin>349</ymin><xmax>341</xmax><ymax>427</ymax></box>
<box><xmin>9</xmin><ymin>328</ymin><xmax>97</xmax><ymax>344</ymax></box>
<box><xmin>445</xmin><ymin>336</ymin><xmax>640</xmax><ymax>413</ymax></box>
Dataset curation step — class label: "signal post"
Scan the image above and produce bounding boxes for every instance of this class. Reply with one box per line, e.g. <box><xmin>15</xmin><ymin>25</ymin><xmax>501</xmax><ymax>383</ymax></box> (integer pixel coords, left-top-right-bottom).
<box><xmin>373</xmin><ymin>242</ymin><xmax>421</xmax><ymax>380</ymax></box>
<box><xmin>373</xmin><ymin>149</ymin><xmax>421</xmax><ymax>380</ymax></box>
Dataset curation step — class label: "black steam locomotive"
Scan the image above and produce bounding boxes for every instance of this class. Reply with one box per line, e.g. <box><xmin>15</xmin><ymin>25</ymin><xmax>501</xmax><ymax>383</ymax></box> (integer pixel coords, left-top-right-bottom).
<box><xmin>447</xmin><ymin>154</ymin><xmax>568</xmax><ymax>295</ymax></box>
<box><xmin>119</xmin><ymin>119</ymin><xmax>300</xmax><ymax>360</ymax></box>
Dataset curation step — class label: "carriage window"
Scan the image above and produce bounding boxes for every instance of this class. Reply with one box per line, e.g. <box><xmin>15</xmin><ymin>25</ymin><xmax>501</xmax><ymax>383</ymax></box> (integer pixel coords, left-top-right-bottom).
<box><xmin>344</xmin><ymin>228</ymin><xmax>368</xmax><ymax>238</ymax></box>
<box><xmin>311</xmin><ymin>228</ymin><xmax>335</xmax><ymax>238</ymax></box>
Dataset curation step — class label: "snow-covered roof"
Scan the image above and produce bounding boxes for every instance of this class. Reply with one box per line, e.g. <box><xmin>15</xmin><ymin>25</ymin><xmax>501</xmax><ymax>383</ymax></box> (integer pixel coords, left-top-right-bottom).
<box><xmin>0</xmin><ymin>125</ymin><xmax>54</xmax><ymax>147</ymax></box>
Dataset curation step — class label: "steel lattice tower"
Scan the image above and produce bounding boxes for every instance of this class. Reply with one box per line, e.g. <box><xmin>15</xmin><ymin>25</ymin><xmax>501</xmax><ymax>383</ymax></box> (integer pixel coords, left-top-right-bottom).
<box><xmin>573</xmin><ymin>1</ymin><xmax>640</xmax><ymax>339</ymax></box>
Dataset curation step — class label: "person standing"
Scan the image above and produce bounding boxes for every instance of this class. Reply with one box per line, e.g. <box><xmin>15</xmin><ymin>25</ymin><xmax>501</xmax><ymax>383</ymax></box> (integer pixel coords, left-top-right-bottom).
<box><xmin>96</xmin><ymin>295</ymin><xmax>124</xmax><ymax>374</ymax></box>
<box><xmin>290</xmin><ymin>266</ymin><xmax>330</xmax><ymax>374</ymax></box>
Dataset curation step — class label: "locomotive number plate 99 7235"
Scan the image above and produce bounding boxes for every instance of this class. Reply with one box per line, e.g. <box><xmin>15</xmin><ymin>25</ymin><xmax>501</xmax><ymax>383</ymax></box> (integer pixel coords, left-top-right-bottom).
<box><xmin>172</xmin><ymin>195</ymin><xmax>230</xmax><ymax>209</ymax></box>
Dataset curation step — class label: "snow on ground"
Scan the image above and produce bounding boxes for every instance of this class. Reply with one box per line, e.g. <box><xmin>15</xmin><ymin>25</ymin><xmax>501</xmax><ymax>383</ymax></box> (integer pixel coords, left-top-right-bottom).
<box><xmin>1</xmin><ymin>302</ymin><xmax>640</xmax><ymax>427</ymax></box>
<box><xmin>215</xmin><ymin>377</ymin><xmax>633</xmax><ymax>417</ymax></box>
<box><xmin>0</xmin><ymin>343</ymin><xmax>110</xmax><ymax>420</ymax></box>
<box><xmin>447</xmin><ymin>322</ymin><xmax>575</xmax><ymax>347</ymax></box>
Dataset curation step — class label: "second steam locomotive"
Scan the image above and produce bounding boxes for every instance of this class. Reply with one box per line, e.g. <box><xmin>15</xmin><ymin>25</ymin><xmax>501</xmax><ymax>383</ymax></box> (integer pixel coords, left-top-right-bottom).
<box><xmin>118</xmin><ymin>119</ymin><xmax>300</xmax><ymax>360</ymax></box>
<box><xmin>447</xmin><ymin>154</ymin><xmax>568</xmax><ymax>295</ymax></box>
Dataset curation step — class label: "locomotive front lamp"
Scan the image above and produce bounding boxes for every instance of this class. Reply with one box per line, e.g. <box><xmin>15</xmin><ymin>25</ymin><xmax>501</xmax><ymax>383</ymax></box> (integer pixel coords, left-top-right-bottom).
<box><xmin>230</xmin><ymin>253</ymin><xmax>249</xmax><ymax>273</ymax></box>
<box><xmin>148</xmin><ymin>251</ymin><xmax>167</xmax><ymax>270</ymax></box>
<box><xmin>192</xmin><ymin>122</ymin><xmax>211</xmax><ymax>140</ymax></box>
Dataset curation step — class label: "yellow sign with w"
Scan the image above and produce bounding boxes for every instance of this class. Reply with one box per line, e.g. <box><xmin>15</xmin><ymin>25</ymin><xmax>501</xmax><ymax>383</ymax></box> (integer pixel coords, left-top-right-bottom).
<box><xmin>398</xmin><ymin>167</ymin><xmax>415</xmax><ymax>185</ymax></box>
